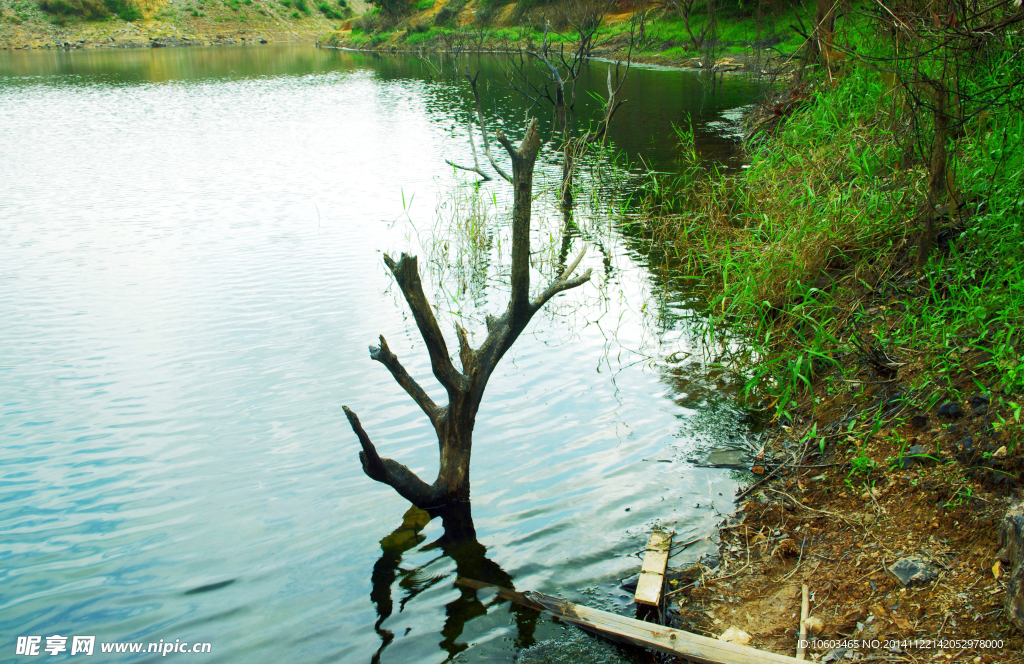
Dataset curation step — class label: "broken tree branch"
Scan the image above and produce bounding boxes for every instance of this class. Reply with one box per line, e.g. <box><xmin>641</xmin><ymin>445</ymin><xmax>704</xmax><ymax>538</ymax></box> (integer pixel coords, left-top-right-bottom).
<box><xmin>383</xmin><ymin>253</ymin><xmax>467</xmax><ymax>396</ymax></box>
<box><xmin>342</xmin><ymin>406</ymin><xmax>440</xmax><ymax>507</ymax></box>
<box><xmin>369</xmin><ymin>335</ymin><xmax>441</xmax><ymax>427</ymax></box>
<box><xmin>532</xmin><ymin>245</ymin><xmax>593</xmax><ymax>311</ymax></box>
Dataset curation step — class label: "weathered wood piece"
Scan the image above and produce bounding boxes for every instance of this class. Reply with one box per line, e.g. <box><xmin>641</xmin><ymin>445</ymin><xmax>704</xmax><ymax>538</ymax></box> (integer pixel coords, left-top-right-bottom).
<box><xmin>796</xmin><ymin>583</ymin><xmax>809</xmax><ymax>660</ymax></box>
<box><xmin>635</xmin><ymin>530</ymin><xmax>672</xmax><ymax>606</ymax></box>
<box><xmin>998</xmin><ymin>499</ymin><xmax>1024</xmax><ymax>631</ymax></box>
<box><xmin>456</xmin><ymin>578</ymin><xmax>803</xmax><ymax>664</ymax></box>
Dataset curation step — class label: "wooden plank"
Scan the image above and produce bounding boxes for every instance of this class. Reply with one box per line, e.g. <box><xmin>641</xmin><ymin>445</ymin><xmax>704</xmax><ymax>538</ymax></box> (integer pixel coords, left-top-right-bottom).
<box><xmin>635</xmin><ymin>530</ymin><xmax>672</xmax><ymax>606</ymax></box>
<box><xmin>796</xmin><ymin>584</ymin><xmax>809</xmax><ymax>660</ymax></box>
<box><xmin>634</xmin><ymin>573</ymin><xmax>664</xmax><ymax>606</ymax></box>
<box><xmin>456</xmin><ymin>578</ymin><xmax>803</xmax><ymax>664</ymax></box>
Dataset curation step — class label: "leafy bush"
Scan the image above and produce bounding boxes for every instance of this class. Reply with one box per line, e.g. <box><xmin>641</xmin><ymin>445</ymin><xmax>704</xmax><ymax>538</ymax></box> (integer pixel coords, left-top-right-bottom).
<box><xmin>432</xmin><ymin>0</ymin><xmax>463</xmax><ymax>25</ymax></box>
<box><xmin>37</xmin><ymin>0</ymin><xmax>140</xmax><ymax>21</ymax></box>
<box><xmin>104</xmin><ymin>0</ymin><xmax>141</xmax><ymax>20</ymax></box>
<box><xmin>317</xmin><ymin>1</ymin><xmax>348</xmax><ymax>17</ymax></box>
<box><xmin>38</xmin><ymin>0</ymin><xmax>108</xmax><ymax>19</ymax></box>
<box><xmin>366</xmin><ymin>0</ymin><xmax>407</xmax><ymax>17</ymax></box>
<box><xmin>407</xmin><ymin>17</ymin><xmax>429</xmax><ymax>32</ymax></box>
<box><xmin>473</xmin><ymin>0</ymin><xmax>506</xmax><ymax>24</ymax></box>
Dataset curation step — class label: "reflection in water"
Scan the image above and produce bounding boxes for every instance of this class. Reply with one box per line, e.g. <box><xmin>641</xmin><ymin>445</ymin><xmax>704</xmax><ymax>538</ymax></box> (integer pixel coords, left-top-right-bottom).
<box><xmin>371</xmin><ymin>506</ymin><xmax>537</xmax><ymax>662</ymax></box>
<box><xmin>1</xmin><ymin>44</ymin><xmax>756</xmax><ymax>664</ymax></box>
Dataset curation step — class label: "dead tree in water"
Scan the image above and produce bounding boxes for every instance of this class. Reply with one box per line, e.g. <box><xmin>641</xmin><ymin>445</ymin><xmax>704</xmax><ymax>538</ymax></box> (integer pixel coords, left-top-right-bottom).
<box><xmin>343</xmin><ymin>119</ymin><xmax>592</xmax><ymax>514</ymax></box>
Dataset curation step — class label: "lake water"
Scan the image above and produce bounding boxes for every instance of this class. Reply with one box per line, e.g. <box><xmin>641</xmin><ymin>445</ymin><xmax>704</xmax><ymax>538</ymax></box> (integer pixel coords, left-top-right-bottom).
<box><xmin>0</xmin><ymin>44</ymin><xmax>760</xmax><ymax>663</ymax></box>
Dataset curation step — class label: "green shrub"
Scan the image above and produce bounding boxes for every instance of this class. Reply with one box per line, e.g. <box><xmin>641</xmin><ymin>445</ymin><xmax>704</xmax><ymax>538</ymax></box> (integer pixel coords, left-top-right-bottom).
<box><xmin>432</xmin><ymin>0</ymin><xmax>462</xmax><ymax>25</ymax></box>
<box><xmin>37</xmin><ymin>0</ymin><xmax>109</xmax><ymax>20</ymax></box>
<box><xmin>104</xmin><ymin>0</ymin><xmax>141</xmax><ymax>20</ymax></box>
<box><xmin>366</xmin><ymin>0</ymin><xmax>407</xmax><ymax>17</ymax></box>
<box><xmin>317</xmin><ymin>1</ymin><xmax>347</xmax><ymax>17</ymax></box>
<box><xmin>352</xmin><ymin>11</ymin><xmax>380</xmax><ymax>31</ymax></box>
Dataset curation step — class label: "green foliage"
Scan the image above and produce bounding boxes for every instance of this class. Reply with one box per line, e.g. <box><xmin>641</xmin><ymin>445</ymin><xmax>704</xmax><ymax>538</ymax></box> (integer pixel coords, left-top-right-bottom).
<box><xmin>432</xmin><ymin>0</ymin><xmax>463</xmax><ymax>25</ymax></box>
<box><xmin>104</xmin><ymin>0</ymin><xmax>140</xmax><ymax>20</ymax></box>
<box><xmin>366</xmin><ymin>0</ymin><xmax>406</xmax><ymax>17</ymax></box>
<box><xmin>37</xmin><ymin>0</ymin><xmax>107</xmax><ymax>20</ymax></box>
<box><xmin>412</xmin><ymin>0</ymin><xmax>432</xmax><ymax>10</ymax></box>
<box><xmin>635</xmin><ymin>21</ymin><xmax>1024</xmax><ymax>419</ymax></box>
<box><xmin>317</xmin><ymin>0</ymin><xmax>347</xmax><ymax>18</ymax></box>
<box><xmin>406</xmin><ymin>18</ymin><xmax>430</xmax><ymax>33</ymax></box>
<box><xmin>37</xmin><ymin>0</ymin><xmax>140</xmax><ymax>21</ymax></box>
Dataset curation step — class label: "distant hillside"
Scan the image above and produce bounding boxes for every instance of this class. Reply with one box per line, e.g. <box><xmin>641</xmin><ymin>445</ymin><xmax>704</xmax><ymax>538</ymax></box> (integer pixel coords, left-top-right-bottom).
<box><xmin>0</xmin><ymin>0</ymin><xmax>371</xmax><ymax>48</ymax></box>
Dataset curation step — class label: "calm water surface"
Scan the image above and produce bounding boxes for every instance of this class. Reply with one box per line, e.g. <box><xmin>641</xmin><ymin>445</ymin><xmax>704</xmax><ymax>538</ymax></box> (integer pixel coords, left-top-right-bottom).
<box><xmin>1</xmin><ymin>45</ymin><xmax>759</xmax><ymax>663</ymax></box>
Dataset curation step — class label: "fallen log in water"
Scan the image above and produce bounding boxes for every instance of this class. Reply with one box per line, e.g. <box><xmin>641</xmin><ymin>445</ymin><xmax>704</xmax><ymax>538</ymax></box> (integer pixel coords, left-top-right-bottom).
<box><xmin>455</xmin><ymin>577</ymin><xmax>803</xmax><ymax>664</ymax></box>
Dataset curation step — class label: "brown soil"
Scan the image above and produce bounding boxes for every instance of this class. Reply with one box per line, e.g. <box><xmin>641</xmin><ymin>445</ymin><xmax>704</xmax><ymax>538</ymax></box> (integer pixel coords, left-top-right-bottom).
<box><xmin>666</xmin><ymin>260</ymin><xmax>1024</xmax><ymax>662</ymax></box>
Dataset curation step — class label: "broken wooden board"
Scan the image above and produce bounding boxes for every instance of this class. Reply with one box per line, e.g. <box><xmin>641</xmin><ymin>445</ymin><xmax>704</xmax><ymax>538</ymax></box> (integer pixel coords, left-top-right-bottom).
<box><xmin>456</xmin><ymin>577</ymin><xmax>802</xmax><ymax>664</ymax></box>
<box><xmin>635</xmin><ymin>529</ymin><xmax>672</xmax><ymax>606</ymax></box>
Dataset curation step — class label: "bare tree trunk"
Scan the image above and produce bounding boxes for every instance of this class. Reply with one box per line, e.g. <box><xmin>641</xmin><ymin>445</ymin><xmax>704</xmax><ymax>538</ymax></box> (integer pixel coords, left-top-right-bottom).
<box><xmin>918</xmin><ymin>80</ymin><xmax>950</xmax><ymax>268</ymax></box>
<box><xmin>344</xmin><ymin>119</ymin><xmax>593</xmax><ymax>511</ymax></box>
<box><xmin>815</xmin><ymin>0</ymin><xmax>838</xmax><ymax>68</ymax></box>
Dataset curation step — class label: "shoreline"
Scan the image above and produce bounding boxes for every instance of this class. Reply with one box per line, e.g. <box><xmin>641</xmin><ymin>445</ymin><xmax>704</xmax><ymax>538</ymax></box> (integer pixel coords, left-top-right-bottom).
<box><xmin>3</xmin><ymin>11</ymin><xmax>1020</xmax><ymax>660</ymax></box>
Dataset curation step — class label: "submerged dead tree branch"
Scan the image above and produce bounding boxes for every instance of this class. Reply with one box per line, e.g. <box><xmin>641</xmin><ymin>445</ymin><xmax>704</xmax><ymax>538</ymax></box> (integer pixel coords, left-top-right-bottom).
<box><xmin>345</xmin><ymin>118</ymin><xmax>592</xmax><ymax>512</ymax></box>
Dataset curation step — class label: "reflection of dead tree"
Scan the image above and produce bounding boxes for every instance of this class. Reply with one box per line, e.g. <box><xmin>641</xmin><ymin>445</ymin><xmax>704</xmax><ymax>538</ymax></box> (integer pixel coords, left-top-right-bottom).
<box><xmin>344</xmin><ymin>119</ymin><xmax>592</xmax><ymax>512</ymax></box>
<box><xmin>446</xmin><ymin>68</ymin><xmax>512</xmax><ymax>183</ymax></box>
<box><xmin>500</xmin><ymin>2</ymin><xmax>639</xmax><ymax>207</ymax></box>
<box><xmin>368</xmin><ymin>506</ymin><xmax>538</xmax><ymax>661</ymax></box>
<box><xmin>446</xmin><ymin>5</ymin><xmax>638</xmax><ymax>196</ymax></box>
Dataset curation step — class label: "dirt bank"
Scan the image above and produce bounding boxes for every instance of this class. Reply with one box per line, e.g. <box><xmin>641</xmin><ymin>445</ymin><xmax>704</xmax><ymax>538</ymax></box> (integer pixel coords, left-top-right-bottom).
<box><xmin>666</xmin><ymin>251</ymin><xmax>1024</xmax><ymax>662</ymax></box>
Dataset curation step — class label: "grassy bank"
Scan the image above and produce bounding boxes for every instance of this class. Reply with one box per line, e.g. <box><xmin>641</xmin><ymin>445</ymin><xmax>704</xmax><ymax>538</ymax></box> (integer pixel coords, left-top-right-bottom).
<box><xmin>317</xmin><ymin>0</ymin><xmax>806</xmax><ymax>70</ymax></box>
<box><xmin>635</xmin><ymin>3</ymin><xmax>1024</xmax><ymax>658</ymax></box>
<box><xmin>636</xmin><ymin>11</ymin><xmax>1023</xmax><ymax>464</ymax></box>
